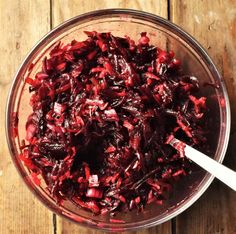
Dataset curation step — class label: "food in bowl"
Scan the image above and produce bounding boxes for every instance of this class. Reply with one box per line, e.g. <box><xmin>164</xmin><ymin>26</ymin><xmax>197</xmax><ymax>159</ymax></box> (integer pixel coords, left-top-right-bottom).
<box><xmin>20</xmin><ymin>31</ymin><xmax>209</xmax><ymax>216</ymax></box>
<box><xmin>7</xmin><ymin>10</ymin><xmax>230</xmax><ymax>231</ymax></box>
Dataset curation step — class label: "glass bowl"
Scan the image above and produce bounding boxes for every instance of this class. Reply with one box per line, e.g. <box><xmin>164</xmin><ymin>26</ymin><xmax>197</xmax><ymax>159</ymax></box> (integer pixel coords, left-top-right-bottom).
<box><xmin>6</xmin><ymin>9</ymin><xmax>230</xmax><ymax>232</ymax></box>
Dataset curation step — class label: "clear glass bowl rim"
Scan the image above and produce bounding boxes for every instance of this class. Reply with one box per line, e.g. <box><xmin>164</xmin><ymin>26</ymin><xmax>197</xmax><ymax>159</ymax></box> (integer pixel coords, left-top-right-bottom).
<box><xmin>5</xmin><ymin>8</ymin><xmax>231</xmax><ymax>232</ymax></box>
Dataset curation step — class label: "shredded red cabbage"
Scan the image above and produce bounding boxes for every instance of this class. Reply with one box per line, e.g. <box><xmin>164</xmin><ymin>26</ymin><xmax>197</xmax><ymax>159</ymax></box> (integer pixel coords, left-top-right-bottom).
<box><xmin>21</xmin><ymin>31</ymin><xmax>208</xmax><ymax>215</ymax></box>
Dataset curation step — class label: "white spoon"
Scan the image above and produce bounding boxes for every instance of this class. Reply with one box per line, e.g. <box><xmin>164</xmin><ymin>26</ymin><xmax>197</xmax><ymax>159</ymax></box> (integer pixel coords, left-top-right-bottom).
<box><xmin>168</xmin><ymin>137</ymin><xmax>236</xmax><ymax>191</ymax></box>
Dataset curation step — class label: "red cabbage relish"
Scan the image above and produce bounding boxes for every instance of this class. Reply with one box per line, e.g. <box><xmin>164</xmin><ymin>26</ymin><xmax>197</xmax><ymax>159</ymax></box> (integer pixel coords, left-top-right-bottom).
<box><xmin>20</xmin><ymin>31</ymin><xmax>208</xmax><ymax>216</ymax></box>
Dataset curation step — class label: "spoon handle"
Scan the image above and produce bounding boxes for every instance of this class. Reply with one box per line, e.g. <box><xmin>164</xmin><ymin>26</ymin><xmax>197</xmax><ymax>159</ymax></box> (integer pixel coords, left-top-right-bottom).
<box><xmin>169</xmin><ymin>138</ymin><xmax>236</xmax><ymax>191</ymax></box>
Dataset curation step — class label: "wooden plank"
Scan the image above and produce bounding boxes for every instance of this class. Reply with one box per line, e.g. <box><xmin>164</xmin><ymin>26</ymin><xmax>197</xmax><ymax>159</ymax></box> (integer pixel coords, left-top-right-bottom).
<box><xmin>51</xmin><ymin>0</ymin><xmax>168</xmax><ymax>27</ymax></box>
<box><xmin>170</xmin><ymin>1</ymin><xmax>236</xmax><ymax>233</ymax></box>
<box><xmin>170</xmin><ymin>0</ymin><xmax>236</xmax><ymax>131</ymax></box>
<box><xmin>52</xmin><ymin>1</ymin><xmax>171</xmax><ymax>233</ymax></box>
<box><xmin>0</xmin><ymin>0</ymin><xmax>53</xmax><ymax>233</ymax></box>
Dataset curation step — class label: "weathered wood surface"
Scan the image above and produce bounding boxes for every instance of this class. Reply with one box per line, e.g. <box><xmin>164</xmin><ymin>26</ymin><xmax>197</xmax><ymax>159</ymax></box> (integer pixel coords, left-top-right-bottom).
<box><xmin>0</xmin><ymin>0</ymin><xmax>235</xmax><ymax>233</ymax></box>
<box><xmin>52</xmin><ymin>1</ymin><xmax>171</xmax><ymax>233</ymax></box>
<box><xmin>0</xmin><ymin>1</ymin><xmax>53</xmax><ymax>234</ymax></box>
<box><xmin>170</xmin><ymin>0</ymin><xmax>236</xmax><ymax>233</ymax></box>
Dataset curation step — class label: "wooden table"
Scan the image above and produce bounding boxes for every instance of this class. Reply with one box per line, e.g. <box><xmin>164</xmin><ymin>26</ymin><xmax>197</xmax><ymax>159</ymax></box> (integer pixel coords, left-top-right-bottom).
<box><xmin>1</xmin><ymin>1</ymin><xmax>235</xmax><ymax>233</ymax></box>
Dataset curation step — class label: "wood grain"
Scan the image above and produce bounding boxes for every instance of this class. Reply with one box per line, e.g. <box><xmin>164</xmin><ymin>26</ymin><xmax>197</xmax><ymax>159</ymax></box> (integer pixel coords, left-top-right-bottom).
<box><xmin>170</xmin><ymin>0</ymin><xmax>236</xmax><ymax>131</ymax></box>
<box><xmin>0</xmin><ymin>0</ymin><xmax>53</xmax><ymax>233</ymax></box>
<box><xmin>51</xmin><ymin>0</ymin><xmax>168</xmax><ymax>27</ymax></box>
<box><xmin>52</xmin><ymin>1</ymin><xmax>171</xmax><ymax>233</ymax></box>
<box><xmin>170</xmin><ymin>1</ymin><xmax>236</xmax><ymax>233</ymax></box>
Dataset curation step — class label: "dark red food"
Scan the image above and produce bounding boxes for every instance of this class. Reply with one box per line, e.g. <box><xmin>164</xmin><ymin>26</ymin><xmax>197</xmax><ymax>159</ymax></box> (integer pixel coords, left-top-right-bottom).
<box><xmin>21</xmin><ymin>31</ymin><xmax>208</xmax><ymax>215</ymax></box>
